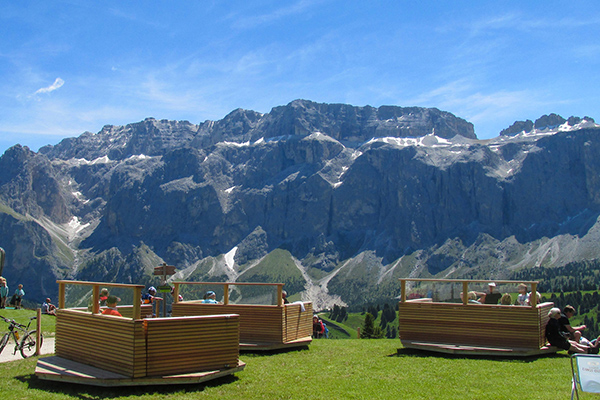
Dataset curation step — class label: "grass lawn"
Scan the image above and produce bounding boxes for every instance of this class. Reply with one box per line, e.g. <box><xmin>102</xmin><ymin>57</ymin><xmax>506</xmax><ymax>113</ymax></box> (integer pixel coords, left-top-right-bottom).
<box><xmin>0</xmin><ymin>308</ymin><xmax>56</xmax><ymax>336</ymax></box>
<box><xmin>0</xmin><ymin>339</ymin><xmax>589</xmax><ymax>399</ymax></box>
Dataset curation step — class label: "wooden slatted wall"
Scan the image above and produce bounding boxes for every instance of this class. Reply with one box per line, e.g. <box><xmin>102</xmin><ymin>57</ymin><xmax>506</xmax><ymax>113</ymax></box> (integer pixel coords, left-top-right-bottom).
<box><xmin>172</xmin><ymin>303</ymin><xmax>285</xmax><ymax>344</ymax></box>
<box><xmin>398</xmin><ymin>301</ymin><xmax>554</xmax><ymax>349</ymax></box>
<box><xmin>283</xmin><ymin>303</ymin><xmax>313</xmax><ymax>342</ymax></box>
<box><xmin>144</xmin><ymin>314</ymin><xmax>240</xmax><ymax>376</ymax></box>
<box><xmin>55</xmin><ymin>309</ymin><xmax>146</xmax><ymax>378</ymax></box>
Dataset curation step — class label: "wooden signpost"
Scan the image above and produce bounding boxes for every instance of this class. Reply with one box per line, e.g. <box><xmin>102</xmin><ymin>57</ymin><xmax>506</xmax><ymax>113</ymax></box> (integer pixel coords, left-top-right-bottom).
<box><xmin>154</xmin><ymin>263</ymin><xmax>176</xmax><ymax>317</ymax></box>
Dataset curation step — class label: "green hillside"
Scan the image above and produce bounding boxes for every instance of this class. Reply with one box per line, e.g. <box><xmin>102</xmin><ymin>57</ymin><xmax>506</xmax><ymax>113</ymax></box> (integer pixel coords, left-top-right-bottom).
<box><xmin>238</xmin><ymin>249</ymin><xmax>306</xmax><ymax>296</ymax></box>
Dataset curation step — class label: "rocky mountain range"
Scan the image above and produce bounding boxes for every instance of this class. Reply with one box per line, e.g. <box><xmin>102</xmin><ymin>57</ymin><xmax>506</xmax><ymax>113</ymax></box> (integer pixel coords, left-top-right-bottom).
<box><xmin>1</xmin><ymin>99</ymin><xmax>599</xmax><ymax>310</ymax></box>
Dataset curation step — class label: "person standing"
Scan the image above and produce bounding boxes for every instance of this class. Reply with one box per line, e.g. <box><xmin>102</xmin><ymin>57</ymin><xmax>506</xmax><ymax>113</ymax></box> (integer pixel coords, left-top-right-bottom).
<box><xmin>0</xmin><ymin>278</ymin><xmax>8</xmax><ymax>309</ymax></box>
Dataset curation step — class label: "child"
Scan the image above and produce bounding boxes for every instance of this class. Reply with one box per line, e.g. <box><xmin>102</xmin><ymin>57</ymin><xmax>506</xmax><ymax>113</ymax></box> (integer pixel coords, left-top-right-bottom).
<box><xmin>102</xmin><ymin>295</ymin><xmax>123</xmax><ymax>317</ymax></box>
<box><xmin>0</xmin><ymin>278</ymin><xmax>8</xmax><ymax>309</ymax></box>
<box><xmin>13</xmin><ymin>284</ymin><xmax>25</xmax><ymax>309</ymax></box>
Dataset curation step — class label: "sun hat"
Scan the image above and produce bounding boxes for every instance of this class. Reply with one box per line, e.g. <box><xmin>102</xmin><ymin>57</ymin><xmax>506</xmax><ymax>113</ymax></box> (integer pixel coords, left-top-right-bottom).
<box><xmin>488</xmin><ymin>282</ymin><xmax>496</xmax><ymax>287</ymax></box>
<box><xmin>206</xmin><ymin>291</ymin><xmax>216</xmax><ymax>297</ymax></box>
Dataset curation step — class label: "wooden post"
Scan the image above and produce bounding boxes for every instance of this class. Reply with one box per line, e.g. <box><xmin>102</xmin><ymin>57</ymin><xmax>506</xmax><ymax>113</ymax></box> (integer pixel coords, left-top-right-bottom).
<box><xmin>530</xmin><ymin>282</ymin><xmax>537</xmax><ymax>307</ymax></box>
<box><xmin>400</xmin><ymin>280</ymin><xmax>406</xmax><ymax>302</ymax></box>
<box><xmin>36</xmin><ymin>308</ymin><xmax>41</xmax><ymax>355</ymax></box>
<box><xmin>92</xmin><ymin>285</ymin><xmax>100</xmax><ymax>314</ymax></box>
<box><xmin>357</xmin><ymin>327</ymin><xmax>361</xmax><ymax>339</ymax></box>
<box><xmin>58</xmin><ymin>281</ymin><xmax>66</xmax><ymax>309</ymax></box>
<box><xmin>277</xmin><ymin>284</ymin><xmax>283</xmax><ymax>307</ymax></box>
<box><xmin>463</xmin><ymin>281</ymin><xmax>469</xmax><ymax>305</ymax></box>
<box><xmin>173</xmin><ymin>283</ymin><xmax>180</xmax><ymax>304</ymax></box>
<box><xmin>133</xmin><ymin>286</ymin><xmax>142</xmax><ymax>320</ymax></box>
<box><xmin>224</xmin><ymin>284</ymin><xmax>229</xmax><ymax>305</ymax></box>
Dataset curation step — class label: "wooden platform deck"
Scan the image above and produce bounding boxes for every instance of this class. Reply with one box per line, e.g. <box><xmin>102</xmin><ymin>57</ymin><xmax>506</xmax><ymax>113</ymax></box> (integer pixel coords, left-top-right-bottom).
<box><xmin>398</xmin><ymin>279</ymin><xmax>557</xmax><ymax>357</ymax></box>
<box><xmin>35</xmin><ymin>356</ymin><xmax>246</xmax><ymax>387</ymax></box>
<box><xmin>400</xmin><ymin>340</ymin><xmax>559</xmax><ymax>357</ymax></box>
<box><xmin>239</xmin><ymin>336</ymin><xmax>313</xmax><ymax>351</ymax></box>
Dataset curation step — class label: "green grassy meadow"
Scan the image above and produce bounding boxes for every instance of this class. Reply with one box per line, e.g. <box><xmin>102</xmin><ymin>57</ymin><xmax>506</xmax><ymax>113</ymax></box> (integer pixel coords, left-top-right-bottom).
<box><xmin>0</xmin><ymin>305</ymin><xmax>594</xmax><ymax>399</ymax></box>
<box><xmin>0</xmin><ymin>339</ymin><xmax>589</xmax><ymax>400</ymax></box>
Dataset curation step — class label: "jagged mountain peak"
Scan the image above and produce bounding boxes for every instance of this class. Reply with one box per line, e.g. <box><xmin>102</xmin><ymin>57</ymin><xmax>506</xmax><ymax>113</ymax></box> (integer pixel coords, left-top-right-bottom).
<box><xmin>500</xmin><ymin>114</ymin><xmax>597</xmax><ymax>137</ymax></box>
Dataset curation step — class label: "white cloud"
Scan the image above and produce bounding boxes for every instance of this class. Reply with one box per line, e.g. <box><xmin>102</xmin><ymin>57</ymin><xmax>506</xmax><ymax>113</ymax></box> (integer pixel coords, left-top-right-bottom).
<box><xmin>34</xmin><ymin>78</ymin><xmax>65</xmax><ymax>95</ymax></box>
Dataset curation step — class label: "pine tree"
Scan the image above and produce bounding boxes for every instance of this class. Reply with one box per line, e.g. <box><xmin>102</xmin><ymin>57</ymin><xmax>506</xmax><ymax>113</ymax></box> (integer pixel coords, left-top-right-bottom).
<box><xmin>362</xmin><ymin>312</ymin><xmax>375</xmax><ymax>339</ymax></box>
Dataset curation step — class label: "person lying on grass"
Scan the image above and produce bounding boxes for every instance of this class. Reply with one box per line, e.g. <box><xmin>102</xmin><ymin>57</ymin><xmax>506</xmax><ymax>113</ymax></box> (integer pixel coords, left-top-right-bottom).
<box><xmin>546</xmin><ymin>307</ymin><xmax>599</xmax><ymax>353</ymax></box>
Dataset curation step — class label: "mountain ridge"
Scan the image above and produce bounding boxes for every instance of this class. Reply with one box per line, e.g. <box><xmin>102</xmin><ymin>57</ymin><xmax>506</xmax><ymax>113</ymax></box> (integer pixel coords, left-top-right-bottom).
<box><xmin>1</xmin><ymin>99</ymin><xmax>600</xmax><ymax>309</ymax></box>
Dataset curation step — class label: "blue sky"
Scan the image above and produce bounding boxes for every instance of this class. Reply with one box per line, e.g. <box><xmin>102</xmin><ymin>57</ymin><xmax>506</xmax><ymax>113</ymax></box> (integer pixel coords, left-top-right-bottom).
<box><xmin>1</xmin><ymin>1</ymin><xmax>599</xmax><ymax>155</ymax></box>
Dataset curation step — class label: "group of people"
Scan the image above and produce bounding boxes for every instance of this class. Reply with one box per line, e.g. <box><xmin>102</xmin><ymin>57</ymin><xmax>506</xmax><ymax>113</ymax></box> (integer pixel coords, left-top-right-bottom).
<box><xmin>465</xmin><ymin>282</ymin><xmax>541</xmax><ymax>306</ymax></box>
<box><xmin>312</xmin><ymin>315</ymin><xmax>327</xmax><ymax>338</ymax></box>
<box><xmin>545</xmin><ymin>305</ymin><xmax>600</xmax><ymax>354</ymax></box>
<box><xmin>0</xmin><ymin>277</ymin><xmax>25</xmax><ymax>309</ymax></box>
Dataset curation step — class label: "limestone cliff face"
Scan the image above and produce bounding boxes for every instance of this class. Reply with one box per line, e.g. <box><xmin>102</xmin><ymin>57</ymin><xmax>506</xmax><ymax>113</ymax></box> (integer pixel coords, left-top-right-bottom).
<box><xmin>1</xmin><ymin>100</ymin><xmax>599</xmax><ymax>307</ymax></box>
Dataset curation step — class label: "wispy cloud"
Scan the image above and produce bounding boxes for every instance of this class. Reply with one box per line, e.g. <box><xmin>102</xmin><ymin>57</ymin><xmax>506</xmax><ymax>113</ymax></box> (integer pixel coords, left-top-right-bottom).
<box><xmin>228</xmin><ymin>0</ymin><xmax>322</xmax><ymax>30</ymax></box>
<box><xmin>34</xmin><ymin>78</ymin><xmax>64</xmax><ymax>95</ymax></box>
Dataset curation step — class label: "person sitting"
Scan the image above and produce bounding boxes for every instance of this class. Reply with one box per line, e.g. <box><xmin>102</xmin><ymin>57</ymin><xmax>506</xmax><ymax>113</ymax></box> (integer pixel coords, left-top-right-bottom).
<box><xmin>467</xmin><ymin>291</ymin><xmax>481</xmax><ymax>304</ymax></box>
<box><xmin>313</xmin><ymin>315</ymin><xmax>325</xmax><ymax>338</ymax></box>
<box><xmin>476</xmin><ymin>282</ymin><xmax>502</xmax><ymax>304</ymax></box>
<box><xmin>500</xmin><ymin>293</ymin><xmax>513</xmax><ymax>305</ymax></box>
<box><xmin>42</xmin><ymin>298</ymin><xmax>57</xmax><ymax>316</ymax></box>
<box><xmin>102</xmin><ymin>295</ymin><xmax>123</xmax><ymax>317</ymax></box>
<box><xmin>527</xmin><ymin>291</ymin><xmax>541</xmax><ymax>306</ymax></box>
<box><xmin>282</xmin><ymin>290</ymin><xmax>289</xmax><ymax>304</ymax></box>
<box><xmin>142</xmin><ymin>286</ymin><xmax>158</xmax><ymax>304</ymax></box>
<box><xmin>99</xmin><ymin>288</ymin><xmax>109</xmax><ymax>306</ymax></box>
<box><xmin>459</xmin><ymin>290</ymin><xmax>478</xmax><ymax>304</ymax></box>
<box><xmin>13</xmin><ymin>284</ymin><xmax>25</xmax><ymax>309</ymax></box>
<box><xmin>201</xmin><ymin>291</ymin><xmax>221</xmax><ymax>304</ymax></box>
<box><xmin>515</xmin><ymin>283</ymin><xmax>529</xmax><ymax>305</ymax></box>
<box><xmin>546</xmin><ymin>307</ymin><xmax>598</xmax><ymax>353</ymax></box>
<box><xmin>559</xmin><ymin>305</ymin><xmax>587</xmax><ymax>343</ymax></box>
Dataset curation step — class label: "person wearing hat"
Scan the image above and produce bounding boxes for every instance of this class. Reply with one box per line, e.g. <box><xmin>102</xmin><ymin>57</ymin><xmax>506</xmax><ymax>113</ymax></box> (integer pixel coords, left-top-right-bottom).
<box><xmin>546</xmin><ymin>307</ymin><xmax>598</xmax><ymax>353</ymax></box>
<box><xmin>475</xmin><ymin>283</ymin><xmax>502</xmax><ymax>305</ymax></box>
<box><xmin>201</xmin><ymin>291</ymin><xmax>220</xmax><ymax>304</ymax></box>
<box><xmin>42</xmin><ymin>298</ymin><xmax>57</xmax><ymax>316</ymax></box>
<box><xmin>102</xmin><ymin>295</ymin><xmax>123</xmax><ymax>317</ymax></box>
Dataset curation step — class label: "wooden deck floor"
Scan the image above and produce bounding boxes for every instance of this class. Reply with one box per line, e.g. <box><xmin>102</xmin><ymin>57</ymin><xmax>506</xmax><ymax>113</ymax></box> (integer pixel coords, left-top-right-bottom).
<box><xmin>400</xmin><ymin>340</ymin><xmax>559</xmax><ymax>357</ymax></box>
<box><xmin>240</xmin><ymin>336</ymin><xmax>312</xmax><ymax>351</ymax></box>
<box><xmin>35</xmin><ymin>356</ymin><xmax>246</xmax><ymax>387</ymax></box>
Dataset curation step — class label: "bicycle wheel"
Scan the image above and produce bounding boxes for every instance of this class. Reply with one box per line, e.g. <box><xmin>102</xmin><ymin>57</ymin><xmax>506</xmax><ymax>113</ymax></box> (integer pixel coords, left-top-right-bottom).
<box><xmin>0</xmin><ymin>333</ymin><xmax>8</xmax><ymax>353</ymax></box>
<box><xmin>19</xmin><ymin>331</ymin><xmax>42</xmax><ymax>358</ymax></box>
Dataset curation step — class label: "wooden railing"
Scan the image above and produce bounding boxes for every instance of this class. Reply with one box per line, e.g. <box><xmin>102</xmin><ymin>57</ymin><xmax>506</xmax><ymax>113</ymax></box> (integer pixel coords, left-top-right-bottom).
<box><xmin>172</xmin><ymin>281</ymin><xmax>286</xmax><ymax>306</ymax></box>
<box><xmin>399</xmin><ymin>278</ymin><xmax>540</xmax><ymax>306</ymax></box>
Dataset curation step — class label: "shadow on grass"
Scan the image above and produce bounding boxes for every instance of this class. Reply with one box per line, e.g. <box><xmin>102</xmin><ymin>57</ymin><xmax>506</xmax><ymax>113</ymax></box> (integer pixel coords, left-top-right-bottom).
<box><xmin>15</xmin><ymin>373</ymin><xmax>239</xmax><ymax>399</ymax></box>
<box><xmin>390</xmin><ymin>347</ymin><xmax>571</xmax><ymax>363</ymax></box>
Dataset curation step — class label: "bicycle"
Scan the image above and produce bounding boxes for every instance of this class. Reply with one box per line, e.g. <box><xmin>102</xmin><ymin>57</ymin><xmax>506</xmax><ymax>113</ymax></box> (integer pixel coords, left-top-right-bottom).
<box><xmin>0</xmin><ymin>315</ymin><xmax>43</xmax><ymax>358</ymax></box>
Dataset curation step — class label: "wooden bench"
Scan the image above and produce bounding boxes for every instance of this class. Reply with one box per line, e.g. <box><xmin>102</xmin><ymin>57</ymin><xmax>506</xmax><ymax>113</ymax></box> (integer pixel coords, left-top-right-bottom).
<box><xmin>398</xmin><ymin>278</ymin><xmax>558</xmax><ymax>356</ymax></box>
<box><xmin>171</xmin><ymin>282</ymin><xmax>313</xmax><ymax>350</ymax></box>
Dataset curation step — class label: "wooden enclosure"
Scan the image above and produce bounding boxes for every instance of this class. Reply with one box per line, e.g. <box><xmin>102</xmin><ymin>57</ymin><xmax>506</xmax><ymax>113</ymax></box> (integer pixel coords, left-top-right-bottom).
<box><xmin>171</xmin><ymin>282</ymin><xmax>313</xmax><ymax>350</ymax></box>
<box><xmin>35</xmin><ymin>280</ymin><xmax>244</xmax><ymax>386</ymax></box>
<box><xmin>398</xmin><ymin>278</ymin><xmax>557</xmax><ymax>356</ymax></box>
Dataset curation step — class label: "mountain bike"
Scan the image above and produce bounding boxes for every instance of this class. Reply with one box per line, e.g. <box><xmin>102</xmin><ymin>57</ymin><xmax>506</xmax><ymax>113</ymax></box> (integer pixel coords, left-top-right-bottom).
<box><xmin>0</xmin><ymin>315</ymin><xmax>43</xmax><ymax>358</ymax></box>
